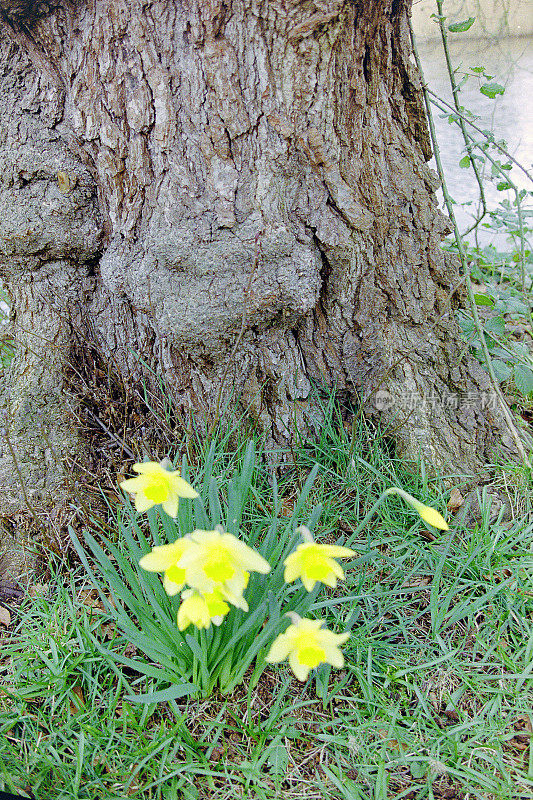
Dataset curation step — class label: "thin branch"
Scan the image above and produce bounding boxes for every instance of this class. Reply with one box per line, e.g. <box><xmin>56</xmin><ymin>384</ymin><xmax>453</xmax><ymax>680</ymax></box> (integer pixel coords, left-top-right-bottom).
<box><xmin>410</xmin><ymin>22</ymin><xmax>532</xmax><ymax>472</ymax></box>
<box><xmin>424</xmin><ymin>88</ymin><xmax>533</xmax><ymax>186</ymax></box>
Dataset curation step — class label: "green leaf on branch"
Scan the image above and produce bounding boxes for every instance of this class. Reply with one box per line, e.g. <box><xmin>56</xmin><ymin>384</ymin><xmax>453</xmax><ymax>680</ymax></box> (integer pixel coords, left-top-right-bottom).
<box><xmin>497</xmin><ymin>182</ymin><xmax>512</xmax><ymax>191</ymax></box>
<box><xmin>459</xmin><ymin>155</ymin><xmax>471</xmax><ymax>168</ymax></box>
<box><xmin>480</xmin><ymin>82</ymin><xmax>505</xmax><ymax>99</ymax></box>
<box><xmin>491</xmin><ymin>359</ymin><xmax>512</xmax><ymax>383</ymax></box>
<box><xmin>473</xmin><ymin>293</ymin><xmax>494</xmax><ymax>306</ymax></box>
<box><xmin>484</xmin><ymin>315</ymin><xmax>506</xmax><ymax>337</ymax></box>
<box><xmin>448</xmin><ymin>17</ymin><xmax>476</xmax><ymax>32</ymax></box>
<box><xmin>513</xmin><ymin>365</ymin><xmax>533</xmax><ymax>396</ymax></box>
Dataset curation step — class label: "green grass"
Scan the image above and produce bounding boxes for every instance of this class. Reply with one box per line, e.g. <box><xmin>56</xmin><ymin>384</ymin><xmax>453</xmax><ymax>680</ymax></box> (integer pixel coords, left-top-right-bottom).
<box><xmin>1</xmin><ymin>403</ymin><xmax>532</xmax><ymax>800</ymax></box>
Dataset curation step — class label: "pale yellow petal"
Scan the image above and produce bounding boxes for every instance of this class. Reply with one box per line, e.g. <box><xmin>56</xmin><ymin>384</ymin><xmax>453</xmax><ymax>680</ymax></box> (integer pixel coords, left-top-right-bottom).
<box><xmin>325</xmin><ymin>559</ymin><xmax>345</xmax><ymax>580</ymax></box>
<box><xmin>220</xmin><ymin>586</ymin><xmax>248</xmax><ymax>611</ymax></box>
<box><xmin>414</xmin><ymin>503</ymin><xmax>449</xmax><ymax>530</ymax></box>
<box><xmin>319</xmin><ymin>630</ymin><xmax>350</xmax><ymax>648</ymax></box>
<box><xmin>319</xmin><ymin>572</ymin><xmax>338</xmax><ymax>589</ymax></box>
<box><xmin>322</xmin><ymin>644</ymin><xmax>344</xmax><ymax>669</ymax></box>
<box><xmin>134</xmin><ymin>492</ymin><xmax>155</xmax><ymax>512</ymax></box>
<box><xmin>190</xmin><ymin>529</ymin><xmax>220</xmax><ymax>545</ymax></box>
<box><xmin>320</xmin><ymin>545</ymin><xmax>356</xmax><ymax>558</ymax></box>
<box><xmin>177</xmin><ymin>593</ymin><xmax>211</xmax><ymax>631</ymax></box>
<box><xmin>185</xmin><ymin>569</ymin><xmax>215</xmax><ymax>594</ymax></box>
<box><xmin>265</xmin><ymin>633</ymin><xmax>292</xmax><ymax>664</ymax></box>
<box><xmin>289</xmin><ymin>652</ymin><xmax>311</xmax><ymax>682</ymax></box>
<box><xmin>283</xmin><ymin>555</ymin><xmax>302</xmax><ymax>584</ymax></box>
<box><xmin>225</xmin><ymin>570</ymin><xmax>249</xmax><ymax>598</ymax></box>
<box><xmin>296</xmin><ymin>618</ymin><xmax>325</xmax><ymax>633</ymax></box>
<box><xmin>163</xmin><ymin>573</ymin><xmax>183</xmax><ymax>596</ymax></box>
<box><xmin>119</xmin><ymin>477</ymin><xmax>145</xmax><ymax>492</ymax></box>
<box><xmin>391</xmin><ymin>488</ymin><xmax>449</xmax><ymax>530</ymax></box>
<box><xmin>139</xmin><ymin>543</ymin><xmax>182</xmax><ymax>571</ymax></box>
<box><xmin>132</xmin><ymin>462</ymin><xmax>165</xmax><ymax>474</ymax></box>
<box><xmin>223</xmin><ymin>535</ymin><xmax>271</xmax><ymax>573</ymax></box>
<box><xmin>301</xmin><ymin>573</ymin><xmax>317</xmax><ymax>592</ymax></box>
<box><xmin>169</xmin><ymin>475</ymin><xmax>199</xmax><ymax>499</ymax></box>
<box><xmin>162</xmin><ymin>494</ymin><xmax>179</xmax><ymax>517</ymax></box>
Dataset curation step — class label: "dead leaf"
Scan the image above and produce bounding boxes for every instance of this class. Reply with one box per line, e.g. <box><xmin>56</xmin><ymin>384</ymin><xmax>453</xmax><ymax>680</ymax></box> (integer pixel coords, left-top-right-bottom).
<box><xmin>402</xmin><ymin>576</ymin><xmax>431</xmax><ymax>588</ymax></box>
<box><xmin>377</xmin><ymin>729</ymin><xmax>408</xmax><ymax>752</ymax></box>
<box><xmin>70</xmin><ymin>685</ymin><xmax>85</xmax><ymax>713</ymax></box>
<box><xmin>515</xmin><ymin>713</ymin><xmax>533</xmax><ymax>734</ymax></box>
<box><xmin>78</xmin><ymin>587</ymin><xmax>107</xmax><ymax>612</ymax></box>
<box><xmin>418</xmin><ymin>528</ymin><xmax>436</xmax><ymax>542</ymax></box>
<box><xmin>123</xmin><ymin>641</ymin><xmax>137</xmax><ymax>658</ymax></box>
<box><xmin>101</xmin><ymin>621</ymin><xmax>117</xmax><ymax>640</ymax></box>
<box><xmin>483</xmin><ymin>567</ymin><xmax>512</xmax><ymax>583</ymax></box>
<box><xmin>0</xmin><ymin>605</ymin><xmax>11</xmax><ymax>626</ymax></box>
<box><xmin>447</xmin><ymin>488</ymin><xmax>464</xmax><ymax>512</ymax></box>
<box><xmin>57</xmin><ymin>170</ymin><xmax>76</xmax><ymax>193</ymax></box>
<box><xmin>210</xmin><ymin>745</ymin><xmax>224</xmax><ymax>762</ymax></box>
<box><xmin>279</xmin><ymin>498</ymin><xmax>295</xmax><ymax>517</ymax></box>
<box><xmin>443</xmin><ymin>708</ymin><xmax>459</xmax><ymax>722</ymax></box>
<box><xmin>29</xmin><ymin>583</ymin><xmax>49</xmax><ymax>598</ymax></box>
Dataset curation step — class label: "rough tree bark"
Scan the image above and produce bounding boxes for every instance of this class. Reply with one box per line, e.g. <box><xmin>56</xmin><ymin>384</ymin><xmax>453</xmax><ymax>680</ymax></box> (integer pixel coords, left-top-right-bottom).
<box><xmin>0</xmin><ymin>0</ymin><xmax>518</xmax><ymax>580</ymax></box>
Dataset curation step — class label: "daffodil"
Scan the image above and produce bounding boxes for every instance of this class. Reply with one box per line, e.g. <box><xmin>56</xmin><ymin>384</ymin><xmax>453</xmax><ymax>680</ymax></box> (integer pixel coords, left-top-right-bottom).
<box><xmin>385</xmin><ymin>488</ymin><xmax>449</xmax><ymax>530</ymax></box>
<box><xmin>178</xmin><ymin>526</ymin><xmax>271</xmax><ymax>610</ymax></box>
<box><xmin>177</xmin><ymin>589</ymin><xmax>230</xmax><ymax>631</ymax></box>
<box><xmin>139</xmin><ymin>537</ymin><xmax>194</xmax><ymax>595</ymax></box>
<box><xmin>284</xmin><ymin>526</ymin><xmax>356</xmax><ymax>591</ymax></box>
<box><xmin>120</xmin><ymin>460</ymin><xmax>198</xmax><ymax>517</ymax></box>
<box><xmin>266</xmin><ymin>613</ymin><xmax>350</xmax><ymax>682</ymax></box>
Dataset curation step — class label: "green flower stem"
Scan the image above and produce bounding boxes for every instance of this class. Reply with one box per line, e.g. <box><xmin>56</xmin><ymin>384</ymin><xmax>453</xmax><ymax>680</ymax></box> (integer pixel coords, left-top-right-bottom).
<box><xmin>343</xmin><ymin>488</ymin><xmax>448</xmax><ymax>548</ymax></box>
<box><xmin>343</xmin><ymin>491</ymin><xmax>395</xmax><ymax>547</ymax></box>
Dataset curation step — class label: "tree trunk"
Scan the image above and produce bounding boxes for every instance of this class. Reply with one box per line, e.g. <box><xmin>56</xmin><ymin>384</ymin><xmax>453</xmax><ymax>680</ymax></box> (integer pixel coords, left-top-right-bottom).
<box><xmin>0</xmin><ymin>0</ymin><xmax>519</xmax><ymax>580</ymax></box>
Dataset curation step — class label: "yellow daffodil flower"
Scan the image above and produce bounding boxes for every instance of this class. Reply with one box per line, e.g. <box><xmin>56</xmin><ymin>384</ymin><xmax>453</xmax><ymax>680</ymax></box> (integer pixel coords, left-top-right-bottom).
<box><xmin>284</xmin><ymin>526</ymin><xmax>356</xmax><ymax>591</ymax></box>
<box><xmin>139</xmin><ymin>537</ymin><xmax>194</xmax><ymax>595</ymax></box>
<box><xmin>177</xmin><ymin>589</ymin><xmax>230</xmax><ymax>631</ymax></box>
<box><xmin>120</xmin><ymin>460</ymin><xmax>198</xmax><ymax>517</ymax></box>
<box><xmin>385</xmin><ymin>487</ymin><xmax>449</xmax><ymax>530</ymax></box>
<box><xmin>266</xmin><ymin>613</ymin><xmax>350</xmax><ymax>682</ymax></box>
<box><xmin>178</xmin><ymin>526</ymin><xmax>271</xmax><ymax>610</ymax></box>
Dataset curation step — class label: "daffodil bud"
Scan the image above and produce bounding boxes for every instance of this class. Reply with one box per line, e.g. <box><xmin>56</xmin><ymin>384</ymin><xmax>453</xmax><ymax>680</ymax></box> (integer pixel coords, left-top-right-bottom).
<box><xmin>385</xmin><ymin>487</ymin><xmax>449</xmax><ymax>530</ymax></box>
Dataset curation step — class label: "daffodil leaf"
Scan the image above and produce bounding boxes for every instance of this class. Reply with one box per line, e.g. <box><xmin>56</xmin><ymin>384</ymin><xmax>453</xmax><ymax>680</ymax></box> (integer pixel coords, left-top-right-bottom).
<box><xmin>123</xmin><ymin>682</ymin><xmax>196</xmax><ymax>704</ymax></box>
